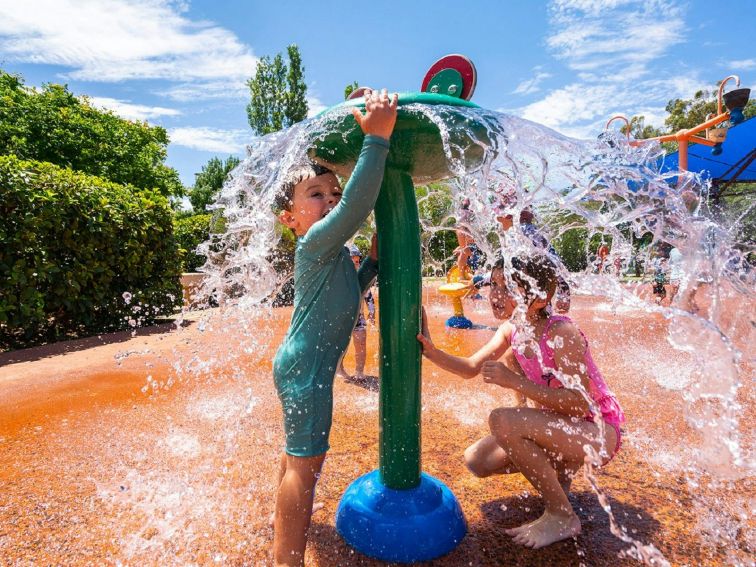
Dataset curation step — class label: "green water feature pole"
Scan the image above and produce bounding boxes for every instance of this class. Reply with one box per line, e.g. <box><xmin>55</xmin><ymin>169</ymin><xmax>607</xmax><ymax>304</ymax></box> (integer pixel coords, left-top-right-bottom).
<box><xmin>374</xmin><ymin>166</ymin><xmax>422</xmax><ymax>488</ymax></box>
<box><xmin>311</xmin><ymin>89</ymin><xmax>495</xmax><ymax>563</ymax></box>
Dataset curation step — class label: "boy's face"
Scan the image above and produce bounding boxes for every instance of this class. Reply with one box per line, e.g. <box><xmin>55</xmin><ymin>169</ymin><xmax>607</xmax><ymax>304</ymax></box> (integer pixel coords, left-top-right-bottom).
<box><xmin>279</xmin><ymin>173</ymin><xmax>342</xmax><ymax>236</ymax></box>
<box><xmin>351</xmin><ymin>255</ymin><xmax>361</xmax><ymax>269</ymax></box>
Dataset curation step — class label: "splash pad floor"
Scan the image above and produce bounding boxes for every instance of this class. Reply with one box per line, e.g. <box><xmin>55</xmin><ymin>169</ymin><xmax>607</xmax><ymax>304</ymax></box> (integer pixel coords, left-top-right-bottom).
<box><xmin>0</xmin><ymin>286</ymin><xmax>753</xmax><ymax>566</ymax></box>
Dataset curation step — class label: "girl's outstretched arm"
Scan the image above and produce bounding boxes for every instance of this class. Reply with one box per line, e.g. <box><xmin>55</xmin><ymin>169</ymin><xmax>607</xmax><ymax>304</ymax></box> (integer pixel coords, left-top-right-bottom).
<box><xmin>481</xmin><ymin>321</ymin><xmax>591</xmax><ymax>417</ymax></box>
<box><xmin>417</xmin><ymin>308</ymin><xmax>512</xmax><ymax>379</ymax></box>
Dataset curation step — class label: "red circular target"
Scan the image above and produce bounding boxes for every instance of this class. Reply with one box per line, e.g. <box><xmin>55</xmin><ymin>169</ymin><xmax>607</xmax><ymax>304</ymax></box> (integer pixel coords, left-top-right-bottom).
<box><xmin>347</xmin><ymin>86</ymin><xmax>373</xmax><ymax>100</ymax></box>
<box><xmin>421</xmin><ymin>54</ymin><xmax>477</xmax><ymax>100</ymax></box>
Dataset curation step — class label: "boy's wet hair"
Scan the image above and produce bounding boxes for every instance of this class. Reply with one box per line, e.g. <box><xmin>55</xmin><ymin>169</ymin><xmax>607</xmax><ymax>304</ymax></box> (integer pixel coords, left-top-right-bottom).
<box><xmin>275</xmin><ymin>162</ymin><xmax>333</xmax><ymax>212</ymax></box>
<box><xmin>493</xmin><ymin>253</ymin><xmax>558</xmax><ymax>303</ymax></box>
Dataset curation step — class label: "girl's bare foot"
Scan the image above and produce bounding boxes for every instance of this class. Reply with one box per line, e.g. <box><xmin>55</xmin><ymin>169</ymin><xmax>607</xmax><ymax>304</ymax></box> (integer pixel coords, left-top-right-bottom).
<box><xmin>504</xmin><ymin>514</ymin><xmax>544</xmax><ymax>537</ymax></box>
<box><xmin>510</xmin><ymin>510</ymin><xmax>581</xmax><ymax>549</ymax></box>
<box><xmin>269</xmin><ymin>502</ymin><xmax>325</xmax><ymax>528</ymax></box>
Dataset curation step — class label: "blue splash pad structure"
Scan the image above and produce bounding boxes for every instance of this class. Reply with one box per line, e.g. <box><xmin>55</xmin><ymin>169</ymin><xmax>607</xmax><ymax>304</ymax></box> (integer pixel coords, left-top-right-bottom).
<box><xmin>662</xmin><ymin>117</ymin><xmax>756</xmax><ymax>182</ymax></box>
<box><xmin>336</xmin><ymin>470</ymin><xmax>467</xmax><ymax>563</ymax></box>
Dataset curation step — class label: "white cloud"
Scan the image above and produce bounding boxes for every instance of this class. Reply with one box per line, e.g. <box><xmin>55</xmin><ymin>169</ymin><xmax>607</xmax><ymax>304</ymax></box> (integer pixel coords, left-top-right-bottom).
<box><xmin>728</xmin><ymin>59</ymin><xmax>756</xmax><ymax>71</ymax></box>
<box><xmin>519</xmin><ymin>72</ymin><xmax>704</xmax><ymax>137</ymax></box>
<box><xmin>511</xmin><ymin>0</ymin><xmax>701</xmax><ymax>139</ymax></box>
<box><xmin>0</xmin><ymin>0</ymin><xmax>257</xmax><ymax>99</ymax></box>
<box><xmin>158</xmin><ymin>80</ymin><xmax>248</xmax><ymax>102</ymax></box>
<box><xmin>547</xmin><ymin>0</ymin><xmax>685</xmax><ymax>76</ymax></box>
<box><xmin>169</xmin><ymin>127</ymin><xmax>248</xmax><ymax>153</ymax></box>
<box><xmin>88</xmin><ymin>96</ymin><xmax>181</xmax><ymax>121</ymax></box>
<box><xmin>513</xmin><ymin>68</ymin><xmax>553</xmax><ymax>95</ymax></box>
<box><xmin>306</xmin><ymin>95</ymin><xmax>328</xmax><ymax>118</ymax></box>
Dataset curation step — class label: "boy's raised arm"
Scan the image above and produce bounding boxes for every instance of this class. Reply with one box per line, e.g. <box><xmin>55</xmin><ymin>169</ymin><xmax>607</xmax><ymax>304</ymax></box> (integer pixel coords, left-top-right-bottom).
<box><xmin>300</xmin><ymin>90</ymin><xmax>397</xmax><ymax>261</ymax></box>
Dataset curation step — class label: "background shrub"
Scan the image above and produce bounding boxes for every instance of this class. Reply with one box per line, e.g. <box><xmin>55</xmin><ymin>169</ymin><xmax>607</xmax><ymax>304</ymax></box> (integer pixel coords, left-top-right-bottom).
<box><xmin>0</xmin><ymin>155</ymin><xmax>182</xmax><ymax>349</ymax></box>
<box><xmin>173</xmin><ymin>214</ymin><xmax>211</xmax><ymax>272</ymax></box>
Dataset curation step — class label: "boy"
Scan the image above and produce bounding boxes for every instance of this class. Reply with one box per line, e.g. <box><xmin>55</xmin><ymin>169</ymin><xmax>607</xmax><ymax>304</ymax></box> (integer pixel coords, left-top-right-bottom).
<box><xmin>271</xmin><ymin>88</ymin><xmax>398</xmax><ymax>566</ymax></box>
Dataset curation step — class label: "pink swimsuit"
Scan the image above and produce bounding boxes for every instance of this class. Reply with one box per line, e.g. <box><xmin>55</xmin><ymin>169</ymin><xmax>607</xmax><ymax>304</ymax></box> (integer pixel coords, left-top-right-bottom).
<box><xmin>511</xmin><ymin>315</ymin><xmax>625</xmax><ymax>462</ymax></box>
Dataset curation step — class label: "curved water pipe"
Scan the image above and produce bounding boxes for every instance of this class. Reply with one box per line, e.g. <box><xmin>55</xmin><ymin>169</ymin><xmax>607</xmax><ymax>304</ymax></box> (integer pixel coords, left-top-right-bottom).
<box><xmin>717</xmin><ymin>75</ymin><xmax>740</xmax><ymax>115</ymax></box>
<box><xmin>309</xmin><ymin>56</ymin><xmax>496</xmax><ymax>563</ymax></box>
<box><xmin>612</xmin><ymin>75</ymin><xmax>750</xmax><ymax>169</ymax></box>
<box><xmin>605</xmin><ymin>115</ymin><xmax>631</xmax><ymax>140</ymax></box>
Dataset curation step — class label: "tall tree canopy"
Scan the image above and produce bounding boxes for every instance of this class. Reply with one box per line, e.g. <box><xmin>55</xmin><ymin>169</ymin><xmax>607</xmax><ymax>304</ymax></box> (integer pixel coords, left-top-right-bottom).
<box><xmin>246</xmin><ymin>44</ymin><xmax>308</xmax><ymax>135</ymax></box>
<box><xmin>0</xmin><ymin>69</ymin><xmax>182</xmax><ymax>197</ymax></box>
<box><xmin>188</xmin><ymin>155</ymin><xmax>241</xmax><ymax>213</ymax></box>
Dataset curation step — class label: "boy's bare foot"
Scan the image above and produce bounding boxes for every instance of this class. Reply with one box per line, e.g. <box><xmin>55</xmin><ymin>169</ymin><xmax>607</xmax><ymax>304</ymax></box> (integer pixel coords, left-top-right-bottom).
<box><xmin>509</xmin><ymin>510</ymin><xmax>581</xmax><ymax>549</ymax></box>
<box><xmin>269</xmin><ymin>502</ymin><xmax>325</xmax><ymax>528</ymax></box>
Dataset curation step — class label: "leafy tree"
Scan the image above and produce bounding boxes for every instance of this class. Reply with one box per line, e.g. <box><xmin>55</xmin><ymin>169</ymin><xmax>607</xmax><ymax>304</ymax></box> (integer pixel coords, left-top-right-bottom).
<box><xmin>664</xmin><ymin>88</ymin><xmax>755</xmax><ymax>134</ymax></box>
<box><xmin>246</xmin><ymin>45</ymin><xmax>308</xmax><ymax>135</ymax></box>
<box><xmin>344</xmin><ymin>81</ymin><xmax>359</xmax><ymax>100</ymax></box>
<box><xmin>285</xmin><ymin>45</ymin><xmax>308</xmax><ymax>124</ymax></box>
<box><xmin>629</xmin><ymin>87</ymin><xmax>756</xmax><ymax>148</ymax></box>
<box><xmin>0</xmin><ymin>69</ymin><xmax>183</xmax><ymax>197</ymax></box>
<box><xmin>623</xmin><ymin>115</ymin><xmax>664</xmax><ymax>140</ymax></box>
<box><xmin>188</xmin><ymin>155</ymin><xmax>241</xmax><ymax>213</ymax></box>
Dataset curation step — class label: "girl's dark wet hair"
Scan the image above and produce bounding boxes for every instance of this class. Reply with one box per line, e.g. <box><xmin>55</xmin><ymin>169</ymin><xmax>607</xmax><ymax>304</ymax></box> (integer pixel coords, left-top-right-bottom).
<box><xmin>492</xmin><ymin>253</ymin><xmax>558</xmax><ymax>303</ymax></box>
<box><xmin>275</xmin><ymin>162</ymin><xmax>333</xmax><ymax>211</ymax></box>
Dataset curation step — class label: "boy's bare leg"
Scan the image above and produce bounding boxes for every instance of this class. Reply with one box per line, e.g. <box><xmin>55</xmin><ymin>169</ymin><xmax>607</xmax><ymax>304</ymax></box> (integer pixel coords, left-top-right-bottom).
<box><xmin>353</xmin><ymin>329</ymin><xmax>367</xmax><ymax>378</ymax></box>
<box><xmin>489</xmin><ymin>408</ymin><xmax>616</xmax><ymax>549</ymax></box>
<box><xmin>269</xmin><ymin>452</ymin><xmax>288</xmax><ymax>525</ymax></box>
<box><xmin>273</xmin><ymin>453</ymin><xmax>327</xmax><ymax>566</ymax></box>
<box><xmin>270</xmin><ymin>453</ymin><xmax>323</xmax><ymax>526</ymax></box>
<box><xmin>268</xmin><ymin>452</ymin><xmax>286</xmax><ymax>528</ymax></box>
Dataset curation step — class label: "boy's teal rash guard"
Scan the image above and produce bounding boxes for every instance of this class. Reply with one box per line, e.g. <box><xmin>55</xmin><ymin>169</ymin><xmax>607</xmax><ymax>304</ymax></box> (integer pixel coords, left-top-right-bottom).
<box><xmin>272</xmin><ymin>135</ymin><xmax>389</xmax><ymax>456</ymax></box>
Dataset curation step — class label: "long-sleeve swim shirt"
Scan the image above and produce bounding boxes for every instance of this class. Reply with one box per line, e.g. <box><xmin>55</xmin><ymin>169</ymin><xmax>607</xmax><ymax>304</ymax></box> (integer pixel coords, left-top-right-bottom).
<box><xmin>273</xmin><ymin>135</ymin><xmax>389</xmax><ymax>390</ymax></box>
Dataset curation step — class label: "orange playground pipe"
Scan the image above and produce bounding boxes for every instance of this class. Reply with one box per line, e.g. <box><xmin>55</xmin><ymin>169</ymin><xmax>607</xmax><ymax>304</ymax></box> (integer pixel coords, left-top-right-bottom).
<box><xmin>633</xmin><ymin>111</ymin><xmax>727</xmax><ymax>170</ymax></box>
<box><xmin>607</xmin><ymin>75</ymin><xmax>740</xmax><ymax>171</ymax></box>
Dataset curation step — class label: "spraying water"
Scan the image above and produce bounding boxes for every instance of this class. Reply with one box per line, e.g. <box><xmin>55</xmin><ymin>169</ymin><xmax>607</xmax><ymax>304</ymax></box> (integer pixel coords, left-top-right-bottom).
<box><xmin>193</xmin><ymin>102</ymin><xmax>753</xmax><ymax>564</ymax></box>
<box><xmin>1</xmin><ymin>101</ymin><xmax>752</xmax><ymax>565</ymax></box>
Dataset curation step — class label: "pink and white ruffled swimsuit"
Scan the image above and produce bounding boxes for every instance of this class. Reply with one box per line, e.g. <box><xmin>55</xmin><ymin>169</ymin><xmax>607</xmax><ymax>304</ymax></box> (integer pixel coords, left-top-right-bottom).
<box><xmin>511</xmin><ymin>315</ymin><xmax>625</xmax><ymax>462</ymax></box>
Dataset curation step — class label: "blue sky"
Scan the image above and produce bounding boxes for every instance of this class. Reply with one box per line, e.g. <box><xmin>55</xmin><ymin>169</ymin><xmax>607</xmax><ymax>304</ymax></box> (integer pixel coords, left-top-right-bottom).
<box><xmin>1</xmin><ymin>0</ymin><xmax>754</xmax><ymax>189</ymax></box>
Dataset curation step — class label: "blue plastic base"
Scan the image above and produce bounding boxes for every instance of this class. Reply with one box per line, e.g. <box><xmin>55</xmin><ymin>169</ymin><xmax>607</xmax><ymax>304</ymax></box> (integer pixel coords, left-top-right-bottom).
<box><xmin>336</xmin><ymin>470</ymin><xmax>467</xmax><ymax>563</ymax></box>
<box><xmin>446</xmin><ymin>315</ymin><xmax>473</xmax><ymax>329</ymax></box>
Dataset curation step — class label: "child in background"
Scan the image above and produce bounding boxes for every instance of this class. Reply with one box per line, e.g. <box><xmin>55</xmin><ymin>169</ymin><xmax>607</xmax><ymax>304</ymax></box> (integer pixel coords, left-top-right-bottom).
<box><xmin>666</xmin><ymin>246</ymin><xmax>683</xmax><ymax>306</ymax></box>
<box><xmin>417</xmin><ymin>254</ymin><xmax>624</xmax><ymax>549</ymax></box>
<box><xmin>271</xmin><ymin>88</ymin><xmax>397</xmax><ymax>566</ymax></box>
<box><xmin>335</xmin><ymin>242</ymin><xmax>376</xmax><ymax>383</ymax></box>
<box><xmin>651</xmin><ymin>255</ymin><xmax>668</xmax><ymax>304</ymax></box>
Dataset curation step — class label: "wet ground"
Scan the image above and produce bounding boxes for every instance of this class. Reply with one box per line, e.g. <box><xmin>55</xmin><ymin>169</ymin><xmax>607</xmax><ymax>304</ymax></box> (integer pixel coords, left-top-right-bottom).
<box><xmin>0</xmin><ymin>284</ymin><xmax>753</xmax><ymax>566</ymax></box>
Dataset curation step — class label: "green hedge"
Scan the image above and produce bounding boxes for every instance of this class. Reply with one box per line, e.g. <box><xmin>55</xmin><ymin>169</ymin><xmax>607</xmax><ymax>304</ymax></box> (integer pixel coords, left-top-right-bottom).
<box><xmin>0</xmin><ymin>155</ymin><xmax>182</xmax><ymax>349</ymax></box>
<box><xmin>173</xmin><ymin>213</ymin><xmax>211</xmax><ymax>272</ymax></box>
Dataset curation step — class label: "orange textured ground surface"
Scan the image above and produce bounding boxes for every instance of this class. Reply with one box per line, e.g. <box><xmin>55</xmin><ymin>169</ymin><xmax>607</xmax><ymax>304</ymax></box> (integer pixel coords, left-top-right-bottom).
<box><xmin>0</xmin><ymin>285</ymin><xmax>753</xmax><ymax>566</ymax></box>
